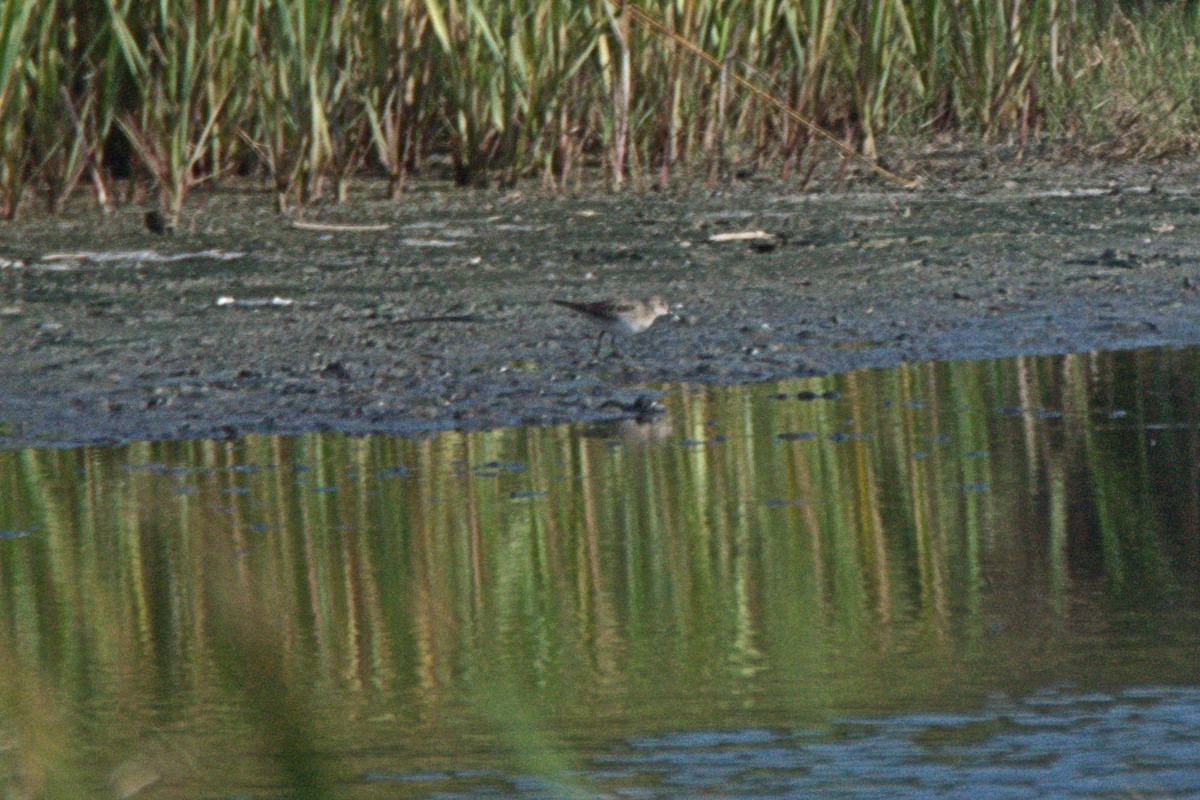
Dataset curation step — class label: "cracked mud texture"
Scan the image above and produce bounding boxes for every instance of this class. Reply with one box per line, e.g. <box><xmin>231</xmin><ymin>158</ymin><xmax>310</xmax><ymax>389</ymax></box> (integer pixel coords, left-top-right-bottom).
<box><xmin>3</xmin><ymin>149</ymin><xmax>1200</xmax><ymax>449</ymax></box>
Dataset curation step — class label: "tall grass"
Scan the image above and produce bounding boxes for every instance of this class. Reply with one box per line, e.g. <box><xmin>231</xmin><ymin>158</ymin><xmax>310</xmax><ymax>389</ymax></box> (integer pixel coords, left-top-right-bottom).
<box><xmin>1046</xmin><ymin>3</ymin><xmax>1200</xmax><ymax>157</ymax></box>
<box><xmin>0</xmin><ymin>0</ymin><xmax>1197</xmax><ymax>218</ymax></box>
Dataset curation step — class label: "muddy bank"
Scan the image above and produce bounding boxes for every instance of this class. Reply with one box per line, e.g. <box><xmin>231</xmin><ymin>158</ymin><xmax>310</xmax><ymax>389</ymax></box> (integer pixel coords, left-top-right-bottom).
<box><xmin>3</xmin><ymin>151</ymin><xmax>1200</xmax><ymax>450</ymax></box>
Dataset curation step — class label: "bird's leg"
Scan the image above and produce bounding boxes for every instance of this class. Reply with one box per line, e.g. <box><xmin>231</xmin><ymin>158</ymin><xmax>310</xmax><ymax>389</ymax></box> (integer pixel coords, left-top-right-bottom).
<box><xmin>594</xmin><ymin>331</ymin><xmax>607</xmax><ymax>357</ymax></box>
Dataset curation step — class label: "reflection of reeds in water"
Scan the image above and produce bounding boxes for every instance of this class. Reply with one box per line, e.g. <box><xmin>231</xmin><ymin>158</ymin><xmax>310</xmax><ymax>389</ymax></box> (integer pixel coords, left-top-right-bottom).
<box><xmin>1</xmin><ymin>349</ymin><xmax>1199</xmax><ymax>791</ymax></box>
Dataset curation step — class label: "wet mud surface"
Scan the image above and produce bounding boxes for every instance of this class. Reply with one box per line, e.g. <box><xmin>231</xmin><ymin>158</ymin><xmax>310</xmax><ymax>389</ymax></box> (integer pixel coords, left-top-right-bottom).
<box><xmin>3</xmin><ymin>152</ymin><xmax>1200</xmax><ymax>449</ymax></box>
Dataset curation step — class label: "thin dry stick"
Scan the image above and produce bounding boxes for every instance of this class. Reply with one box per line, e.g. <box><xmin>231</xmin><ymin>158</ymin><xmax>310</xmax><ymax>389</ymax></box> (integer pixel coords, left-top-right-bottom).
<box><xmin>290</xmin><ymin>220</ymin><xmax>391</xmax><ymax>232</ymax></box>
<box><xmin>613</xmin><ymin>0</ymin><xmax>920</xmax><ymax>188</ymax></box>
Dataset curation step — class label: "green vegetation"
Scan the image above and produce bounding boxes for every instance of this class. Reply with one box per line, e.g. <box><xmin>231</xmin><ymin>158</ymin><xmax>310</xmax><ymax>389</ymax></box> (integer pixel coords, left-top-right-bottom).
<box><xmin>0</xmin><ymin>1</ymin><xmax>1199</xmax><ymax>218</ymax></box>
<box><xmin>0</xmin><ymin>348</ymin><xmax>1198</xmax><ymax>795</ymax></box>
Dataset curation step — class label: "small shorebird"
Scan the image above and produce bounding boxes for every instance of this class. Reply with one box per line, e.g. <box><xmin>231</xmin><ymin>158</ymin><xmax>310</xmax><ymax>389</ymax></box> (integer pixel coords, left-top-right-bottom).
<box><xmin>552</xmin><ymin>296</ymin><xmax>670</xmax><ymax>356</ymax></box>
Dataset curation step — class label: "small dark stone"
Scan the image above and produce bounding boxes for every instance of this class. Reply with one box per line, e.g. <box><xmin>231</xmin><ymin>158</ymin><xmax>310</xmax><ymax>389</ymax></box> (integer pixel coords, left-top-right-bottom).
<box><xmin>319</xmin><ymin>362</ymin><xmax>352</xmax><ymax>381</ymax></box>
<box><xmin>1099</xmin><ymin>248</ymin><xmax>1139</xmax><ymax>268</ymax></box>
<box><xmin>144</xmin><ymin>210</ymin><xmax>175</xmax><ymax>235</ymax></box>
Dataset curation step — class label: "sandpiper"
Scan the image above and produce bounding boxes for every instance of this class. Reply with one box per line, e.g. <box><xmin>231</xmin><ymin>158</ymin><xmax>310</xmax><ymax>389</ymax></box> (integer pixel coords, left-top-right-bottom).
<box><xmin>552</xmin><ymin>296</ymin><xmax>670</xmax><ymax>356</ymax></box>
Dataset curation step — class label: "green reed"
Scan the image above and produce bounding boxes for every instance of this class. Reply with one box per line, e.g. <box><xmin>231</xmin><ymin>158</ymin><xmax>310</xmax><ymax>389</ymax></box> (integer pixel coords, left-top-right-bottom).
<box><xmin>246</xmin><ymin>0</ymin><xmax>366</xmax><ymax>210</ymax></box>
<box><xmin>943</xmin><ymin>0</ymin><xmax>1054</xmax><ymax>138</ymax></box>
<box><xmin>24</xmin><ymin>0</ymin><xmax>78</xmax><ymax>215</ymax></box>
<box><xmin>0</xmin><ymin>0</ymin><xmax>36</xmax><ymax>219</ymax></box>
<box><xmin>108</xmin><ymin>0</ymin><xmax>247</xmax><ymax>222</ymax></box>
<box><xmin>0</xmin><ymin>0</ymin><xmax>1198</xmax><ymax>217</ymax></box>
<box><xmin>360</xmin><ymin>0</ymin><xmax>435</xmax><ymax>199</ymax></box>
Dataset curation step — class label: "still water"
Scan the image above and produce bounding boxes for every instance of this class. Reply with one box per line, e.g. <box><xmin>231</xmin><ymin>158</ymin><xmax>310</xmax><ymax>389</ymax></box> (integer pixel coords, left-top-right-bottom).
<box><xmin>1</xmin><ymin>347</ymin><xmax>1199</xmax><ymax>798</ymax></box>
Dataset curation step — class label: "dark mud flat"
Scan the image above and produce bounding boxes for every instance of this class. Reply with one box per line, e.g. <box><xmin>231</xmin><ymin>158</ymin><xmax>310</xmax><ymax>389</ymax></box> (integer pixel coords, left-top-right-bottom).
<box><xmin>3</xmin><ymin>154</ymin><xmax>1200</xmax><ymax>449</ymax></box>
